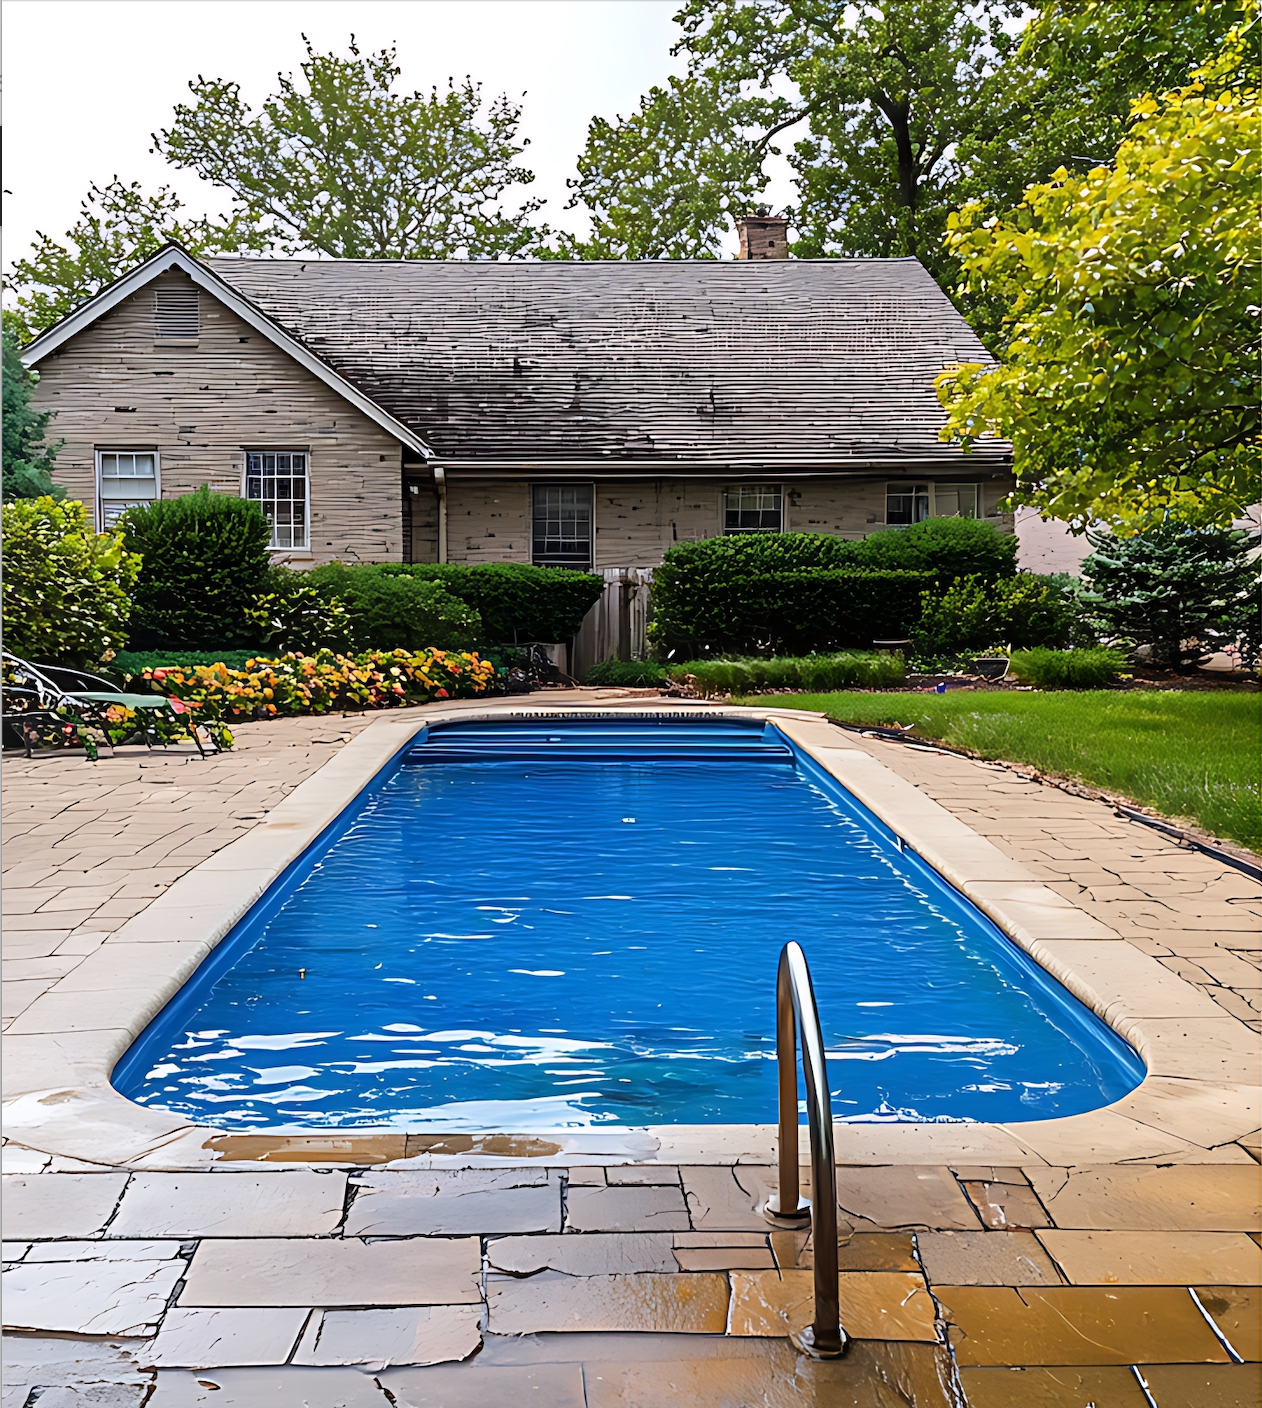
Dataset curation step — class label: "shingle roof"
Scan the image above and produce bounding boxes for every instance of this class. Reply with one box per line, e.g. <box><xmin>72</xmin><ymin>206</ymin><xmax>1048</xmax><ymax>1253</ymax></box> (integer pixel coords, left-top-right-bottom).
<box><xmin>206</xmin><ymin>256</ymin><xmax>1010</xmax><ymax>470</ymax></box>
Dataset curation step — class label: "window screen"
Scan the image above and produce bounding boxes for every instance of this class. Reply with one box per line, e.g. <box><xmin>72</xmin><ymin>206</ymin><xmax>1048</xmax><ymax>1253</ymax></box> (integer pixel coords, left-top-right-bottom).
<box><xmin>247</xmin><ymin>451</ymin><xmax>309</xmax><ymax>550</ymax></box>
<box><xmin>98</xmin><ymin>452</ymin><xmax>158</xmax><ymax>527</ymax></box>
<box><xmin>154</xmin><ymin>285</ymin><xmax>199</xmax><ymax>340</ymax></box>
<box><xmin>532</xmin><ymin>484</ymin><xmax>592</xmax><ymax>568</ymax></box>
<box><xmin>886</xmin><ymin>483</ymin><xmax>930</xmax><ymax>526</ymax></box>
<box><xmin>724</xmin><ymin>484</ymin><xmax>782</xmax><ymax>533</ymax></box>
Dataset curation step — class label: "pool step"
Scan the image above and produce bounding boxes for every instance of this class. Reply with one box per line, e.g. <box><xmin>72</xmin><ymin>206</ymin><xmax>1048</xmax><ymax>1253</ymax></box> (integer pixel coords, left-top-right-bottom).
<box><xmin>406</xmin><ymin>720</ymin><xmax>794</xmax><ymax>764</ymax></box>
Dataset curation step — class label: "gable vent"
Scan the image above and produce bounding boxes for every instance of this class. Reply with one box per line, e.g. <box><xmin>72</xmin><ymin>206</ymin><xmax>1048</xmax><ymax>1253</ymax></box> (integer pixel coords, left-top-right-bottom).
<box><xmin>154</xmin><ymin>284</ymin><xmax>199</xmax><ymax>341</ymax></box>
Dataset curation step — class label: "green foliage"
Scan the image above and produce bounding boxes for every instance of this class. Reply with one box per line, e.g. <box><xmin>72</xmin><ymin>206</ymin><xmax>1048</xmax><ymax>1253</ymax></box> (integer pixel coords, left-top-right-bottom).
<box><xmin>563</xmin><ymin>0</ymin><xmax>1023</xmax><ymax>285</ymax></box>
<box><xmin>649</xmin><ymin>522</ymin><xmax>1017</xmax><ymax>654</ymax></box>
<box><xmin>1008</xmin><ymin>647</ymin><xmax>1130</xmax><ymax>690</ymax></box>
<box><xmin>308</xmin><ymin>564</ymin><xmax>480</xmax><ymax>652</ymax></box>
<box><xmin>653</xmin><ymin>566</ymin><xmax>932</xmax><ymax>655</ymax></box>
<box><xmin>121</xmin><ymin>487</ymin><xmax>272</xmax><ymax>651</ymax></box>
<box><xmin>913</xmin><ymin>573</ymin><xmax>1078</xmax><ymax>658</ymax></box>
<box><xmin>845</xmin><ymin>517</ymin><xmax>1017</xmax><ymax>584</ymax></box>
<box><xmin>1</xmin><ymin>497</ymin><xmax>141</xmax><ymax>664</ymax></box>
<box><xmin>154</xmin><ymin>37</ymin><xmax>544</xmax><ymax>260</ymax></box>
<box><xmin>938</xmin><ymin>12</ymin><xmax>1260</xmax><ymax>530</ymax></box>
<box><xmin>761</xmin><ymin>689</ymin><xmax>1262</xmax><ymax>852</ymax></box>
<box><xmin>584</xmin><ymin>659</ymin><xmax>668</xmax><ymax>687</ymax></box>
<box><xmin>1080</xmin><ymin>524</ymin><xmax>1260</xmax><ymax>667</ymax></box>
<box><xmin>983</xmin><ymin>0</ymin><xmax>1244</xmax><ymax>211</ymax></box>
<box><xmin>358</xmin><ymin>562</ymin><xmax>605</xmax><ymax>642</ymax></box>
<box><xmin>5</xmin><ymin>179</ymin><xmax>264</xmax><ymax>341</ymax></box>
<box><xmin>112</xmin><ymin>649</ymin><xmax>261</xmax><ymax>676</ymax></box>
<box><xmin>668</xmin><ymin>651</ymin><xmax>904</xmax><ymax>695</ymax></box>
<box><xmin>244</xmin><ymin>566</ymin><xmax>353</xmax><ymax>655</ymax></box>
<box><xmin>2</xmin><ymin>329</ymin><xmax>62</xmax><ymax>500</ymax></box>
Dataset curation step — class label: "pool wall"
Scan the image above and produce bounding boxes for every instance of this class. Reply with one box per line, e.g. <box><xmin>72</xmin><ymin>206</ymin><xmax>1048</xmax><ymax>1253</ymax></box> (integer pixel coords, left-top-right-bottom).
<box><xmin>4</xmin><ymin>699</ymin><xmax>1255</xmax><ymax>1170</ymax></box>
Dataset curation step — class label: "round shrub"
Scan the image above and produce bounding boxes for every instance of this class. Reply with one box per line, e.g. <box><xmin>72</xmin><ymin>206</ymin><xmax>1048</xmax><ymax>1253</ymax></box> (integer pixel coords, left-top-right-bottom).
<box><xmin>1</xmin><ymin>496</ymin><xmax>140</xmax><ymax>664</ymax></box>
<box><xmin>377</xmin><ymin>562</ymin><xmax>605</xmax><ymax>642</ymax></box>
<box><xmin>913</xmin><ymin>574</ymin><xmax>1077</xmax><ymax>658</ymax></box>
<box><xmin>309</xmin><ymin>564</ymin><xmax>480</xmax><ymax>651</ymax></box>
<box><xmin>1008</xmin><ymin>648</ymin><xmax>1129</xmax><ymax>690</ymax></box>
<box><xmin>121</xmin><ymin>487</ymin><xmax>271</xmax><ymax>651</ymax></box>
<box><xmin>849</xmin><ymin>516</ymin><xmax>1017</xmax><ymax>584</ymax></box>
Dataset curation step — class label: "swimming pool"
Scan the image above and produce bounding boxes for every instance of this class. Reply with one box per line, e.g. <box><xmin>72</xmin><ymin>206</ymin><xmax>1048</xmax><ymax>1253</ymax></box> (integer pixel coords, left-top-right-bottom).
<box><xmin>114</xmin><ymin>716</ymin><xmax>1145</xmax><ymax>1130</ymax></box>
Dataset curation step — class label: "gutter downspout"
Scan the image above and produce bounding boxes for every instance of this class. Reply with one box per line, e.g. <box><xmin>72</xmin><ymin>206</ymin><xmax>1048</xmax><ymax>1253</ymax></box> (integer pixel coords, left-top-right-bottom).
<box><xmin>434</xmin><ymin>465</ymin><xmax>448</xmax><ymax>564</ymax></box>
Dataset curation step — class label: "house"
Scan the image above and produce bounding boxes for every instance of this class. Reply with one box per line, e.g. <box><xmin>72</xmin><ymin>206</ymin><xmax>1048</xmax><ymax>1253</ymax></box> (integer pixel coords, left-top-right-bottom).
<box><xmin>20</xmin><ymin>220</ymin><xmax>1014</xmax><ymax>660</ymax></box>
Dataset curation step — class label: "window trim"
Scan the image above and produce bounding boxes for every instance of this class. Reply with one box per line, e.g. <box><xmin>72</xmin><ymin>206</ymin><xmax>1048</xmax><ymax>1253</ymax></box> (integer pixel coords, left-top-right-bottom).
<box><xmin>723</xmin><ymin>482</ymin><xmax>784</xmax><ymax>535</ymax></box>
<box><xmin>96</xmin><ymin>449</ymin><xmax>161</xmax><ymax>531</ymax></box>
<box><xmin>245</xmin><ymin>448</ymin><xmax>311</xmax><ymax>552</ymax></box>
<box><xmin>531</xmin><ymin>481</ymin><xmax>594</xmax><ymax>570</ymax></box>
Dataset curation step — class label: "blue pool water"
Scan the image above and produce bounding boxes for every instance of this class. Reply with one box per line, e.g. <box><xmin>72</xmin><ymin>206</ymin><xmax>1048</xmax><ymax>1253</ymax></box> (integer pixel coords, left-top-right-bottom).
<box><xmin>114</xmin><ymin>717</ymin><xmax>1144</xmax><ymax>1129</ymax></box>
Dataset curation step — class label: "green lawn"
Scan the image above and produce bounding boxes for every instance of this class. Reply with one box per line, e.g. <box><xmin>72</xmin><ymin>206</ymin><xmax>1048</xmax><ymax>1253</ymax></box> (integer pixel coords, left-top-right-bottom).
<box><xmin>743</xmin><ymin>690</ymin><xmax>1262</xmax><ymax>852</ymax></box>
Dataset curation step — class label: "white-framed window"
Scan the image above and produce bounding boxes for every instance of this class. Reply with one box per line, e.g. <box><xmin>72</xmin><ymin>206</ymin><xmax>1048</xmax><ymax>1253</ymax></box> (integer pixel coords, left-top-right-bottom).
<box><xmin>246</xmin><ymin>450</ymin><xmax>309</xmax><ymax>550</ymax></box>
<box><xmin>724</xmin><ymin>484</ymin><xmax>782</xmax><ymax>533</ymax></box>
<box><xmin>932</xmin><ymin>483</ymin><xmax>979</xmax><ymax>519</ymax></box>
<box><xmin>97</xmin><ymin>451</ymin><xmax>159</xmax><ymax>528</ymax></box>
<box><xmin>886</xmin><ymin>482</ymin><xmax>930</xmax><ymax>526</ymax></box>
<box><xmin>532</xmin><ymin>483</ymin><xmax>593</xmax><ymax>568</ymax></box>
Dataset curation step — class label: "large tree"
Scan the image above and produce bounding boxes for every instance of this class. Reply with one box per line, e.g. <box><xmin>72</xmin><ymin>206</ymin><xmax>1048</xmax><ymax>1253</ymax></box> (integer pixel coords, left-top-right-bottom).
<box><xmin>153</xmin><ymin>35</ymin><xmax>544</xmax><ymax>260</ymax></box>
<box><xmin>565</xmin><ymin>0</ymin><xmax>1024</xmax><ymax>278</ymax></box>
<box><xmin>936</xmin><ymin>14</ymin><xmax>1260</xmax><ymax>531</ymax></box>
<box><xmin>5</xmin><ymin>179</ymin><xmax>260</xmax><ymax>342</ymax></box>
<box><xmin>563</xmin><ymin>1</ymin><xmax>1242</xmax><ymax>303</ymax></box>
<box><xmin>2</xmin><ymin>327</ymin><xmax>63</xmax><ymax>501</ymax></box>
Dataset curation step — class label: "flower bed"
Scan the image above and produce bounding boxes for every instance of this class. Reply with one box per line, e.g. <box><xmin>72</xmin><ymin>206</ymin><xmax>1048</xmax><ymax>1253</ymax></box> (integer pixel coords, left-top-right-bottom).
<box><xmin>128</xmin><ymin>647</ymin><xmax>499</xmax><ymax>720</ymax></box>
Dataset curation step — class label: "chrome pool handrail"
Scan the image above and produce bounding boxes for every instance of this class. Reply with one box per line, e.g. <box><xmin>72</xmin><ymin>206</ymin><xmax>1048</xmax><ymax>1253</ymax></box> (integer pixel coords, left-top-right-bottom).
<box><xmin>762</xmin><ymin>940</ymin><xmax>847</xmax><ymax>1359</ymax></box>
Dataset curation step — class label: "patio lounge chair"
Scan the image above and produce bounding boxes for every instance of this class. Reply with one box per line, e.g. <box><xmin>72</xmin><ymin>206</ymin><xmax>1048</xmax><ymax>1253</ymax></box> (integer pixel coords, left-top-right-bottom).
<box><xmin>1</xmin><ymin>653</ymin><xmax>216</xmax><ymax>760</ymax></box>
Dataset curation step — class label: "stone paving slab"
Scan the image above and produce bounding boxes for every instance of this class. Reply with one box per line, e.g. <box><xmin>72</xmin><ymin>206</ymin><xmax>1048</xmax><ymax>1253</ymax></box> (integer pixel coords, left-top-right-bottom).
<box><xmin>728</xmin><ymin>1269</ymin><xmax>939</xmax><ymax>1342</ymax></box>
<box><xmin>149</xmin><ymin>1366</ymin><xmax>391</xmax><ymax>1406</ymax></box>
<box><xmin>345</xmin><ymin>1168</ymin><xmax>561</xmax><ymax>1236</ymax></box>
<box><xmin>485</xmin><ymin>1270</ymin><xmax>730</xmax><ymax>1335</ymax></box>
<box><xmin>487</xmin><ymin>1232</ymin><xmax>677</xmax><ymax>1276</ymax></box>
<box><xmin>958</xmin><ymin>1364</ymin><xmax>1152</xmax><ymax>1407</ymax></box>
<box><xmin>1194</xmin><ymin>1286</ymin><xmax>1261</xmax><ymax>1361</ymax></box>
<box><xmin>2</xmin><ymin>1171</ymin><xmax>129</xmax><ymax>1238</ymax></box>
<box><xmin>179</xmin><ymin>1236</ymin><xmax>482</xmax><ymax>1307</ymax></box>
<box><xmin>148</xmin><ymin>1306</ymin><xmax>310</xmax><ymax>1368</ymax></box>
<box><xmin>916</xmin><ymin>1231</ymin><xmax>1062</xmax><ymax>1287</ymax></box>
<box><xmin>3</xmin><ymin>1250</ymin><xmax>186</xmax><ymax>1335</ymax></box>
<box><xmin>1036</xmin><ymin>1228</ymin><xmax>1262</xmax><ymax>1285</ymax></box>
<box><xmin>110</xmin><ymin>1170</ymin><xmax>347</xmax><ymax>1237</ymax></box>
<box><xmin>1025</xmin><ymin>1164</ymin><xmax>1262</xmax><ymax>1231</ymax></box>
<box><xmin>565</xmin><ymin>1183</ymin><xmax>691</xmax><ymax>1233</ymax></box>
<box><xmin>936</xmin><ymin>1285</ymin><xmax>1233</xmax><ymax>1365</ymax></box>
<box><xmin>294</xmin><ymin>1305</ymin><xmax>482</xmax><ymax>1369</ymax></box>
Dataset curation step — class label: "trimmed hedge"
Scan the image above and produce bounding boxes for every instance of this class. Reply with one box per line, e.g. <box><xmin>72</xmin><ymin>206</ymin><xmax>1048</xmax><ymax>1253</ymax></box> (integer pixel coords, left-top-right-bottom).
<box><xmin>128</xmin><ymin>648</ymin><xmax>498</xmax><ymax>721</ymax></box>
<box><xmin>1008</xmin><ymin>647</ymin><xmax>1130</xmax><ymax>690</ymax></box>
<box><xmin>308</xmin><ymin>564</ymin><xmax>479</xmax><ymax>651</ymax></box>
<box><xmin>346</xmin><ymin>562</ymin><xmax>606</xmax><ymax>642</ymax></box>
<box><xmin>651</xmin><ymin>568</ymin><xmax>932</xmax><ymax>655</ymax></box>
<box><xmin>649</xmin><ymin>521</ymin><xmax>1017</xmax><ymax>655</ymax></box>
<box><xmin>114</xmin><ymin>649</ymin><xmax>261</xmax><ymax>675</ymax></box>
<box><xmin>667</xmin><ymin>652</ymin><xmax>904</xmax><ymax>696</ymax></box>
<box><xmin>121</xmin><ymin>487</ymin><xmax>271</xmax><ymax>650</ymax></box>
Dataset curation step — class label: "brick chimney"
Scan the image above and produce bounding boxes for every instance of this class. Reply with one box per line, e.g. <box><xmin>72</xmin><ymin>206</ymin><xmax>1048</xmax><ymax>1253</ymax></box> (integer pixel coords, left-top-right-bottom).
<box><xmin>736</xmin><ymin>213</ymin><xmax>790</xmax><ymax>260</ymax></box>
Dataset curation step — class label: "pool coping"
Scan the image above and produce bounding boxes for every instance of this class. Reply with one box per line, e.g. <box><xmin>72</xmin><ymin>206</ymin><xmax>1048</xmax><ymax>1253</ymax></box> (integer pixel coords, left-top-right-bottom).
<box><xmin>4</xmin><ymin>699</ymin><xmax>1258</xmax><ymax>1171</ymax></box>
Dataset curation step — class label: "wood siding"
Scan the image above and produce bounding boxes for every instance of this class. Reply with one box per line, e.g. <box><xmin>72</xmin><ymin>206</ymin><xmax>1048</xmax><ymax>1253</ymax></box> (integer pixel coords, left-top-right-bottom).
<box><xmin>29</xmin><ymin>270</ymin><xmax>404</xmax><ymax>564</ymax></box>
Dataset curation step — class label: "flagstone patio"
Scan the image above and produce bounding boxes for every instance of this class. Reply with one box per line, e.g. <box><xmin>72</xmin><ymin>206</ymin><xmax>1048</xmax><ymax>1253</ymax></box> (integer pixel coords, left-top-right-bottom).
<box><xmin>3</xmin><ymin>696</ymin><xmax>1259</xmax><ymax>1406</ymax></box>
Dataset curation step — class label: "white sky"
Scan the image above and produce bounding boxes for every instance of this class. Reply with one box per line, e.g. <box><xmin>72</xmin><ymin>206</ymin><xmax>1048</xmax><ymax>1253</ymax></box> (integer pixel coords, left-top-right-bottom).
<box><xmin>3</xmin><ymin>0</ymin><xmax>795</xmax><ymax>269</ymax></box>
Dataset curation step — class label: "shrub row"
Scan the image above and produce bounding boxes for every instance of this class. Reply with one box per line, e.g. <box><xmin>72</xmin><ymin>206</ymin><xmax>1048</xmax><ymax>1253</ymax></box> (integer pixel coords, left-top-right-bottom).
<box><xmin>667</xmin><ymin>652</ymin><xmax>904</xmax><ymax>696</ymax></box>
<box><xmin>129</xmin><ymin>648</ymin><xmax>498</xmax><ymax>721</ymax></box>
<box><xmin>649</xmin><ymin>520</ymin><xmax>1017</xmax><ymax>655</ymax></box>
<box><xmin>113</xmin><ymin>649</ymin><xmax>262</xmax><ymax>675</ymax></box>
<box><xmin>653</xmin><ymin>570</ymin><xmax>933</xmax><ymax>655</ymax></box>
<box><xmin>584</xmin><ymin>659</ymin><xmax>668</xmax><ymax>687</ymax></box>
<box><xmin>1008</xmin><ymin>647</ymin><xmax>1130</xmax><ymax>690</ymax></box>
